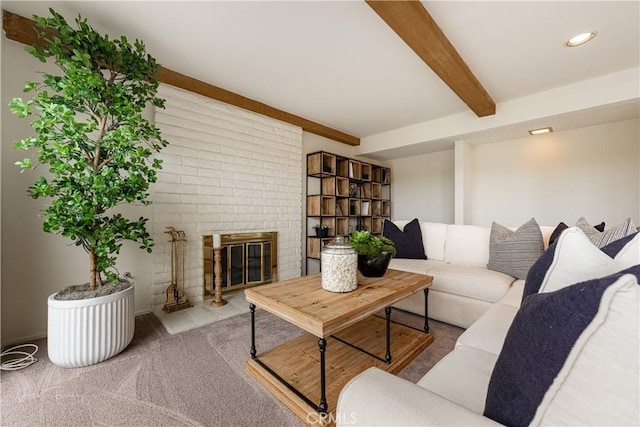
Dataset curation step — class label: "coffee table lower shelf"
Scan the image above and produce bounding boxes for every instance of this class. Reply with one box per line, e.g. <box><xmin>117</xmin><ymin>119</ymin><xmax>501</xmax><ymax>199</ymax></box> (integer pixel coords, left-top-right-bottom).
<box><xmin>245</xmin><ymin>315</ymin><xmax>433</xmax><ymax>426</ymax></box>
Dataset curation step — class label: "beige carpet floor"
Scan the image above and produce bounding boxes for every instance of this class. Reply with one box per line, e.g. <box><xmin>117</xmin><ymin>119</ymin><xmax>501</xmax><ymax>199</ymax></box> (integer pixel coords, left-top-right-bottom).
<box><xmin>1</xmin><ymin>309</ymin><xmax>463</xmax><ymax>426</ymax></box>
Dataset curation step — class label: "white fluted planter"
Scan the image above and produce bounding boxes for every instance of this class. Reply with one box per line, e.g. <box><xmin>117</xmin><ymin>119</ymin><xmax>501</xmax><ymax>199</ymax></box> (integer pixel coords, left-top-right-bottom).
<box><xmin>47</xmin><ymin>284</ymin><xmax>135</xmax><ymax>368</ymax></box>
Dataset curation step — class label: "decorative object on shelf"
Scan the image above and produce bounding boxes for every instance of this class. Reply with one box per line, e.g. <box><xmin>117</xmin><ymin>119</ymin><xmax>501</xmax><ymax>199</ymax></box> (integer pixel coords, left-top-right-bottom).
<box><xmin>10</xmin><ymin>9</ymin><xmax>167</xmax><ymax>367</ymax></box>
<box><xmin>321</xmin><ymin>237</ymin><xmax>358</xmax><ymax>292</ymax></box>
<box><xmin>210</xmin><ymin>233</ymin><xmax>228</xmax><ymax>307</ymax></box>
<box><xmin>349</xmin><ymin>183</ymin><xmax>359</xmax><ymax>197</ymax></box>
<box><xmin>313</xmin><ymin>223</ymin><xmax>330</xmax><ymax>237</ymax></box>
<box><xmin>163</xmin><ymin>227</ymin><xmax>191</xmax><ymax>312</ymax></box>
<box><xmin>349</xmin><ymin>230</ymin><xmax>396</xmax><ymax>277</ymax></box>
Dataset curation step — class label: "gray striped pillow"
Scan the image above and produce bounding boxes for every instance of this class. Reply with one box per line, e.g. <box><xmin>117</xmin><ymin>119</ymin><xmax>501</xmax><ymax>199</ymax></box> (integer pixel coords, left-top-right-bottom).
<box><xmin>488</xmin><ymin>218</ymin><xmax>544</xmax><ymax>279</ymax></box>
<box><xmin>576</xmin><ymin>217</ymin><xmax>636</xmax><ymax>248</ymax></box>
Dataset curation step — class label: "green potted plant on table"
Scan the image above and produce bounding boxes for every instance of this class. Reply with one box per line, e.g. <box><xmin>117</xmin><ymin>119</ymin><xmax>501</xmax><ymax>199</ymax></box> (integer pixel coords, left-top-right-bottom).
<box><xmin>10</xmin><ymin>9</ymin><xmax>168</xmax><ymax>367</ymax></box>
<box><xmin>348</xmin><ymin>230</ymin><xmax>396</xmax><ymax>277</ymax></box>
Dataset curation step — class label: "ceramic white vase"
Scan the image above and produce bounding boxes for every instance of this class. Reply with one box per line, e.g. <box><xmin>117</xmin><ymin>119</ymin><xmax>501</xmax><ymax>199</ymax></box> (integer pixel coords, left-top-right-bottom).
<box><xmin>47</xmin><ymin>284</ymin><xmax>135</xmax><ymax>368</ymax></box>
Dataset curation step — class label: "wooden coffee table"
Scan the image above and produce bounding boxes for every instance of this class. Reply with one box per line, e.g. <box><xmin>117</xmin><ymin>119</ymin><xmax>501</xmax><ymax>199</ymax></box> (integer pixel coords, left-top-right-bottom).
<box><xmin>244</xmin><ymin>269</ymin><xmax>433</xmax><ymax>425</ymax></box>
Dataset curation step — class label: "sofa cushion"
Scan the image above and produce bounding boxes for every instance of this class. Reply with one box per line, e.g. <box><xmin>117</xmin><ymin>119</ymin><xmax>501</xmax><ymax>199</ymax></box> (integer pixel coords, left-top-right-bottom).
<box><xmin>383</xmin><ymin>218</ymin><xmax>426</xmax><ymax>259</ymax></box>
<box><xmin>418</xmin><ymin>346</ymin><xmax>498</xmax><ymax>414</ymax></box>
<box><xmin>484</xmin><ymin>266</ymin><xmax>640</xmax><ymax>426</ymax></box>
<box><xmin>388</xmin><ymin>259</ymin><xmax>444</xmax><ymax>275</ymax></box>
<box><xmin>456</xmin><ymin>302</ymin><xmax>519</xmax><ymax>356</ymax></box>
<box><xmin>576</xmin><ymin>216</ymin><xmax>636</xmax><ymax>247</ymax></box>
<box><xmin>549</xmin><ymin>220</ymin><xmax>605</xmax><ymax>246</ymax></box>
<box><xmin>499</xmin><ymin>280</ymin><xmax>524</xmax><ymax>307</ymax></box>
<box><xmin>337</xmin><ymin>367</ymin><xmax>501</xmax><ymax>427</ymax></box>
<box><xmin>444</xmin><ymin>225</ymin><xmax>491</xmax><ymax>267</ymax></box>
<box><xmin>421</xmin><ymin>222</ymin><xmax>447</xmax><ymax>262</ymax></box>
<box><xmin>487</xmin><ymin>218</ymin><xmax>544</xmax><ymax>279</ymax></box>
<box><xmin>427</xmin><ymin>264</ymin><xmax>514</xmax><ymax>303</ymax></box>
<box><xmin>523</xmin><ymin>227</ymin><xmax>640</xmax><ymax>300</ymax></box>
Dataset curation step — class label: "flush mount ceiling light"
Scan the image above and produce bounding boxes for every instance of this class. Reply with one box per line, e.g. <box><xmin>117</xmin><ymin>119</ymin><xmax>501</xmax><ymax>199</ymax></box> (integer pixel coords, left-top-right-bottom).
<box><xmin>565</xmin><ymin>31</ymin><xmax>597</xmax><ymax>47</ymax></box>
<box><xmin>528</xmin><ymin>127</ymin><xmax>553</xmax><ymax>135</ymax></box>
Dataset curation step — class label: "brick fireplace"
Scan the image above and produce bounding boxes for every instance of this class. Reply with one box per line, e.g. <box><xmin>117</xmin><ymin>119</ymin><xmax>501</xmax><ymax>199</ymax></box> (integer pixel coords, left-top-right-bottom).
<box><xmin>150</xmin><ymin>84</ymin><xmax>302</xmax><ymax>309</ymax></box>
<box><xmin>203</xmin><ymin>232</ymin><xmax>278</xmax><ymax>298</ymax></box>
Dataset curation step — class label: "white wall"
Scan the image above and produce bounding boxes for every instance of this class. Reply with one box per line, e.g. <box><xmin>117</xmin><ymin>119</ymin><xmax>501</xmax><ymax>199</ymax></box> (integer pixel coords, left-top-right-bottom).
<box><xmin>387</xmin><ymin>150</ymin><xmax>455</xmax><ymax>223</ymax></box>
<box><xmin>303</xmin><ymin>132</ymin><xmax>357</xmax><ymax>159</ymax></box>
<box><xmin>386</xmin><ymin>119</ymin><xmax>639</xmax><ymax>230</ymax></box>
<box><xmin>467</xmin><ymin>119</ymin><xmax>640</xmax><ymax>227</ymax></box>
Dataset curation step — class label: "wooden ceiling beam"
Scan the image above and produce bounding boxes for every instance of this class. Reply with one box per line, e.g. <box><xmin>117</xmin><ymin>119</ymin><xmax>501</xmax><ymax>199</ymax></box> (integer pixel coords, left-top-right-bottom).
<box><xmin>155</xmin><ymin>67</ymin><xmax>360</xmax><ymax>145</ymax></box>
<box><xmin>2</xmin><ymin>9</ymin><xmax>360</xmax><ymax>146</ymax></box>
<box><xmin>366</xmin><ymin>0</ymin><xmax>496</xmax><ymax>117</ymax></box>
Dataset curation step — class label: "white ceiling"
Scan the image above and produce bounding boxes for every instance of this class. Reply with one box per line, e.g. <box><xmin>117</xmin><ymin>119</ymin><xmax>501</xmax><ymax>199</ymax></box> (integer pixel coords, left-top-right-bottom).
<box><xmin>4</xmin><ymin>1</ymin><xmax>640</xmax><ymax>158</ymax></box>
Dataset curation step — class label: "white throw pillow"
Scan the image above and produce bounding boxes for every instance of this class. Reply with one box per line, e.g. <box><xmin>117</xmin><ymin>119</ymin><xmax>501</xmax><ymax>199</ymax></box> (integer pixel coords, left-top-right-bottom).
<box><xmin>539</xmin><ymin>227</ymin><xmax>640</xmax><ymax>294</ymax></box>
<box><xmin>532</xmin><ymin>273</ymin><xmax>640</xmax><ymax>426</ymax></box>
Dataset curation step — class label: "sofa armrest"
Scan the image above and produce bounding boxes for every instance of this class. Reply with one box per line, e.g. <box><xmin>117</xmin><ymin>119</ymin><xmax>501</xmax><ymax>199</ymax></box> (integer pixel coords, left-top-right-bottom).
<box><xmin>337</xmin><ymin>367</ymin><xmax>501</xmax><ymax>427</ymax></box>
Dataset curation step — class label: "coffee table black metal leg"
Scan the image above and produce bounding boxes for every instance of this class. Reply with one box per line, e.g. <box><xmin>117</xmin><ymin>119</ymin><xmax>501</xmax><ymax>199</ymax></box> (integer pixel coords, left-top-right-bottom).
<box><xmin>385</xmin><ymin>307</ymin><xmax>392</xmax><ymax>363</ymax></box>
<box><xmin>249</xmin><ymin>303</ymin><xmax>257</xmax><ymax>359</ymax></box>
<box><xmin>424</xmin><ymin>288</ymin><xmax>430</xmax><ymax>333</ymax></box>
<box><xmin>318</xmin><ymin>338</ymin><xmax>328</xmax><ymax>414</ymax></box>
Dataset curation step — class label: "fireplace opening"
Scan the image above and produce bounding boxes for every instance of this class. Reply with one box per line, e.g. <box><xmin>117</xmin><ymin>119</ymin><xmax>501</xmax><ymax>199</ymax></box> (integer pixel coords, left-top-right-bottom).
<box><xmin>203</xmin><ymin>232</ymin><xmax>277</xmax><ymax>298</ymax></box>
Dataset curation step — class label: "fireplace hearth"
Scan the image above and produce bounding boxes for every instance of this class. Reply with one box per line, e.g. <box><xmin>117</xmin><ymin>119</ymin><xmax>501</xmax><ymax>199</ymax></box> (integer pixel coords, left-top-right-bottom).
<box><xmin>203</xmin><ymin>232</ymin><xmax>277</xmax><ymax>298</ymax></box>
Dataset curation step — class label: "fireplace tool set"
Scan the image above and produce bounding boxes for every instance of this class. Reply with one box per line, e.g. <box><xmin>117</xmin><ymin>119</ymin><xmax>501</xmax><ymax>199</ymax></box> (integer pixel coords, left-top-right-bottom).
<box><xmin>163</xmin><ymin>226</ymin><xmax>192</xmax><ymax>313</ymax></box>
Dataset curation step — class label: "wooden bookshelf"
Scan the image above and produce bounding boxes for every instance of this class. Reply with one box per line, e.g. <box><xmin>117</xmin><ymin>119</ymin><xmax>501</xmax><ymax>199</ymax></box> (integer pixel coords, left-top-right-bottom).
<box><xmin>306</xmin><ymin>151</ymin><xmax>392</xmax><ymax>273</ymax></box>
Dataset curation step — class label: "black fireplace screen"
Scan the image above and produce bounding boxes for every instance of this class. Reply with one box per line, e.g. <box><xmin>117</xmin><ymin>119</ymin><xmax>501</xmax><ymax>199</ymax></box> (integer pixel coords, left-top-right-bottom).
<box><xmin>221</xmin><ymin>242</ymin><xmax>272</xmax><ymax>287</ymax></box>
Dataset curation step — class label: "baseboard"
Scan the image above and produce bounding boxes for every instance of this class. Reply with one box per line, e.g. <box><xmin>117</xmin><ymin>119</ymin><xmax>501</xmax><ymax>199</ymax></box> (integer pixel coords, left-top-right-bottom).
<box><xmin>1</xmin><ymin>332</ymin><xmax>47</xmax><ymax>349</ymax></box>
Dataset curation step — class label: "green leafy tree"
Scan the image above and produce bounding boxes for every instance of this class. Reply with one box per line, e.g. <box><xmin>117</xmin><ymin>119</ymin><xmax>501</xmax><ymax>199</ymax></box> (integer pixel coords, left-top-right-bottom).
<box><xmin>9</xmin><ymin>9</ymin><xmax>168</xmax><ymax>290</ymax></box>
<box><xmin>348</xmin><ymin>230</ymin><xmax>396</xmax><ymax>260</ymax></box>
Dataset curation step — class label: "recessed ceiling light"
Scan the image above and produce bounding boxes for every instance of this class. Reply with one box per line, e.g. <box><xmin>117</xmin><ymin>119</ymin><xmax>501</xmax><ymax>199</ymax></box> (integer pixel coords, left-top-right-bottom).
<box><xmin>565</xmin><ymin>31</ymin><xmax>597</xmax><ymax>47</ymax></box>
<box><xmin>528</xmin><ymin>127</ymin><xmax>553</xmax><ymax>135</ymax></box>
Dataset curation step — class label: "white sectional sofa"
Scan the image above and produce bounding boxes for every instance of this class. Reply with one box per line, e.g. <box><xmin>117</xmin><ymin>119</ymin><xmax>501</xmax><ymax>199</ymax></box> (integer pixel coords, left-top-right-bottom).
<box><xmin>337</xmin><ymin>224</ymin><xmax>640</xmax><ymax>426</ymax></box>
<box><xmin>337</xmin><ymin>282</ymin><xmax>525</xmax><ymax>426</ymax></box>
<box><xmin>387</xmin><ymin>220</ymin><xmax>554</xmax><ymax>328</ymax></box>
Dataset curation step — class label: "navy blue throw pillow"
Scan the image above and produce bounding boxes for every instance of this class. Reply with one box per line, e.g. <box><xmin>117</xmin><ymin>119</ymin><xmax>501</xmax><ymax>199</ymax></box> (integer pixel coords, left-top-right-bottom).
<box><xmin>484</xmin><ymin>265</ymin><xmax>640</xmax><ymax>426</ymax></box>
<box><xmin>382</xmin><ymin>218</ymin><xmax>426</xmax><ymax>259</ymax></box>
<box><xmin>522</xmin><ymin>240</ymin><xmax>557</xmax><ymax>302</ymax></box>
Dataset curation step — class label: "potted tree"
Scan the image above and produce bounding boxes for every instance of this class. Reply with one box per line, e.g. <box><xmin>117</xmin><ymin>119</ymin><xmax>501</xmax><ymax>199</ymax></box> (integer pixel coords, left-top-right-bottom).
<box><xmin>9</xmin><ymin>9</ymin><xmax>168</xmax><ymax>367</ymax></box>
<box><xmin>348</xmin><ymin>230</ymin><xmax>396</xmax><ymax>277</ymax></box>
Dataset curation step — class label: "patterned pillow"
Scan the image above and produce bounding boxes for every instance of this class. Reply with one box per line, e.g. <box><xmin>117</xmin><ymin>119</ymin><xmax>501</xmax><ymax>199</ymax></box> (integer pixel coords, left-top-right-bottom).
<box><xmin>487</xmin><ymin>218</ymin><xmax>543</xmax><ymax>279</ymax></box>
<box><xmin>576</xmin><ymin>217</ymin><xmax>636</xmax><ymax>247</ymax></box>
<box><xmin>548</xmin><ymin>220</ymin><xmax>605</xmax><ymax>246</ymax></box>
<box><xmin>382</xmin><ymin>218</ymin><xmax>426</xmax><ymax>259</ymax></box>
<box><xmin>522</xmin><ymin>227</ymin><xmax>640</xmax><ymax>301</ymax></box>
<box><xmin>485</xmin><ymin>265</ymin><xmax>640</xmax><ymax>426</ymax></box>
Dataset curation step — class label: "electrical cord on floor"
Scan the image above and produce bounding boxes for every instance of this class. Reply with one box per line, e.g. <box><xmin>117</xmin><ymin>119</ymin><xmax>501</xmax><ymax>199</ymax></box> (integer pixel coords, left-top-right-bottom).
<box><xmin>0</xmin><ymin>344</ymin><xmax>39</xmax><ymax>371</ymax></box>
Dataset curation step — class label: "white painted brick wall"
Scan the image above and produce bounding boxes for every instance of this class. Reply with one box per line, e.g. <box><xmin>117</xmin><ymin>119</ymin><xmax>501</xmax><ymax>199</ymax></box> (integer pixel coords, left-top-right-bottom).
<box><xmin>151</xmin><ymin>85</ymin><xmax>303</xmax><ymax>308</ymax></box>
